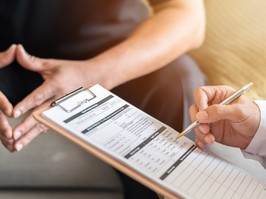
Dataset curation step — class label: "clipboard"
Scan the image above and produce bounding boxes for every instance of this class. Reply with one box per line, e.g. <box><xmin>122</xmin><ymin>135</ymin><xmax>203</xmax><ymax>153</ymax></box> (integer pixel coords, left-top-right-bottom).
<box><xmin>34</xmin><ymin>84</ymin><xmax>266</xmax><ymax>199</ymax></box>
<box><xmin>50</xmin><ymin>87</ymin><xmax>96</xmax><ymax>113</ymax></box>
<box><xmin>34</xmin><ymin>85</ymin><xmax>180</xmax><ymax>199</ymax></box>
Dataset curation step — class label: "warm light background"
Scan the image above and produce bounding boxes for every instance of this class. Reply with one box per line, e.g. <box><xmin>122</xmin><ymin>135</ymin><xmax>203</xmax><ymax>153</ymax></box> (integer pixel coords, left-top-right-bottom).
<box><xmin>189</xmin><ymin>0</ymin><xmax>266</xmax><ymax>100</ymax></box>
<box><xmin>146</xmin><ymin>0</ymin><xmax>266</xmax><ymax>100</ymax></box>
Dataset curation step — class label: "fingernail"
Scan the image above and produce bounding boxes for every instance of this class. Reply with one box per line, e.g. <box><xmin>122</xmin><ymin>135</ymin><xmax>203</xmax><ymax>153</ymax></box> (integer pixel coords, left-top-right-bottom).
<box><xmin>197</xmin><ymin>111</ymin><xmax>208</xmax><ymax>120</ymax></box>
<box><xmin>14</xmin><ymin>131</ymin><xmax>22</xmax><ymax>140</ymax></box>
<box><xmin>14</xmin><ymin>110</ymin><xmax>22</xmax><ymax>118</ymax></box>
<box><xmin>15</xmin><ymin>143</ymin><xmax>23</xmax><ymax>152</ymax></box>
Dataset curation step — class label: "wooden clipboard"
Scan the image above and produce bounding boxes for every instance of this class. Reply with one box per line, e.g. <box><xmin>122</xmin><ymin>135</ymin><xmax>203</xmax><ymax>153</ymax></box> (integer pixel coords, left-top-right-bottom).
<box><xmin>33</xmin><ymin>86</ymin><xmax>181</xmax><ymax>199</ymax></box>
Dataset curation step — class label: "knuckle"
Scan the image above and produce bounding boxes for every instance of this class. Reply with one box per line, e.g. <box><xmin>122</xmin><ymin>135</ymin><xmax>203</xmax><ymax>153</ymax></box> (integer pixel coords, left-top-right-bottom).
<box><xmin>23</xmin><ymin>137</ymin><xmax>31</xmax><ymax>146</ymax></box>
<box><xmin>42</xmin><ymin>60</ymin><xmax>51</xmax><ymax>68</ymax></box>
<box><xmin>33</xmin><ymin>93</ymin><xmax>44</xmax><ymax>106</ymax></box>
<box><xmin>213</xmin><ymin>105</ymin><xmax>223</xmax><ymax>115</ymax></box>
<box><xmin>22</xmin><ymin>134</ymin><xmax>35</xmax><ymax>147</ymax></box>
<box><xmin>36</xmin><ymin>123</ymin><xmax>47</xmax><ymax>134</ymax></box>
<box><xmin>28</xmin><ymin>54</ymin><xmax>37</xmax><ymax>63</ymax></box>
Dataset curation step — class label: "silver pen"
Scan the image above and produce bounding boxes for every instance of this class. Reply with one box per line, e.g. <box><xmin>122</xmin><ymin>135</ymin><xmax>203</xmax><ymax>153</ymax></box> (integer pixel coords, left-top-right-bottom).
<box><xmin>175</xmin><ymin>82</ymin><xmax>254</xmax><ymax>140</ymax></box>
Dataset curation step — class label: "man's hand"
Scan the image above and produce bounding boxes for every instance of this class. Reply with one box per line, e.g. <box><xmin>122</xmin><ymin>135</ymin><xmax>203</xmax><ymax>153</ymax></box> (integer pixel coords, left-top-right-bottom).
<box><xmin>0</xmin><ymin>44</ymin><xmax>113</xmax><ymax>152</ymax></box>
<box><xmin>9</xmin><ymin>44</ymin><xmax>102</xmax><ymax>151</ymax></box>
<box><xmin>0</xmin><ymin>45</ymin><xmax>16</xmax><ymax>151</ymax></box>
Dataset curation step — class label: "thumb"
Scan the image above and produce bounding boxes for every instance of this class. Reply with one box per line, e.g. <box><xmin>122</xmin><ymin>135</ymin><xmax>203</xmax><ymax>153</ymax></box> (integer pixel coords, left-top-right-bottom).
<box><xmin>196</xmin><ymin>104</ymin><xmax>240</xmax><ymax>123</ymax></box>
<box><xmin>16</xmin><ymin>44</ymin><xmax>47</xmax><ymax>72</ymax></box>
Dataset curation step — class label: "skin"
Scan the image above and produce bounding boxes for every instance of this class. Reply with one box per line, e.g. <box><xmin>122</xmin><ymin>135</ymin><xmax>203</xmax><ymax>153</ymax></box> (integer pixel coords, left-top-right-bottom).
<box><xmin>0</xmin><ymin>0</ymin><xmax>205</xmax><ymax>152</ymax></box>
<box><xmin>189</xmin><ymin>85</ymin><xmax>260</xmax><ymax>150</ymax></box>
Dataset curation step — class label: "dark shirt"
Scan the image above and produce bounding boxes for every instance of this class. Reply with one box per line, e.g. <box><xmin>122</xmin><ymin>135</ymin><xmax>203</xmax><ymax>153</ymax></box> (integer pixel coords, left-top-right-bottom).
<box><xmin>0</xmin><ymin>0</ymin><xmax>148</xmax><ymax>58</ymax></box>
<box><xmin>0</xmin><ymin>0</ymin><xmax>148</xmax><ymax>104</ymax></box>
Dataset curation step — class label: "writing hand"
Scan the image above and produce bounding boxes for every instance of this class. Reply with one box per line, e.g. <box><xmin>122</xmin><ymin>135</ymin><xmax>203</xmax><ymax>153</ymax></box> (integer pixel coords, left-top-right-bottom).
<box><xmin>189</xmin><ymin>85</ymin><xmax>260</xmax><ymax>149</ymax></box>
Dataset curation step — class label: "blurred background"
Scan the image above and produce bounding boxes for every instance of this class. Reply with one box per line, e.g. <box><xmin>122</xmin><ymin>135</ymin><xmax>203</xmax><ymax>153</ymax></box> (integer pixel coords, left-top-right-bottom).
<box><xmin>189</xmin><ymin>0</ymin><xmax>266</xmax><ymax>100</ymax></box>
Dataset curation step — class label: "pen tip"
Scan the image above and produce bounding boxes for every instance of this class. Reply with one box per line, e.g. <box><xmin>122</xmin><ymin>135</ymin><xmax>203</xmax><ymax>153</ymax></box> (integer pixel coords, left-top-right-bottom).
<box><xmin>175</xmin><ymin>132</ymin><xmax>184</xmax><ymax>141</ymax></box>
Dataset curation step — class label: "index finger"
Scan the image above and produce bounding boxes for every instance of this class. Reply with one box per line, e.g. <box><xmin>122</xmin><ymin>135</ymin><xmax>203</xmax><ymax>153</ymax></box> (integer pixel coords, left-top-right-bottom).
<box><xmin>193</xmin><ymin>86</ymin><xmax>235</xmax><ymax>111</ymax></box>
<box><xmin>0</xmin><ymin>91</ymin><xmax>13</xmax><ymax>116</ymax></box>
<box><xmin>193</xmin><ymin>86</ymin><xmax>209</xmax><ymax>111</ymax></box>
<box><xmin>13</xmin><ymin>81</ymin><xmax>57</xmax><ymax>118</ymax></box>
<box><xmin>0</xmin><ymin>44</ymin><xmax>16</xmax><ymax>68</ymax></box>
<box><xmin>0</xmin><ymin>110</ymin><xmax>13</xmax><ymax>139</ymax></box>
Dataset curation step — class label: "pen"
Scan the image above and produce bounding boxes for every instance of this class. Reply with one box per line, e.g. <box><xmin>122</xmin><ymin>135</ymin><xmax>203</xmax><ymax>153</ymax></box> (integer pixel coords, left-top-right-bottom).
<box><xmin>175</xmin><ymin>82</ymin><xmax>254</xmax><ymax>140</ymax></box>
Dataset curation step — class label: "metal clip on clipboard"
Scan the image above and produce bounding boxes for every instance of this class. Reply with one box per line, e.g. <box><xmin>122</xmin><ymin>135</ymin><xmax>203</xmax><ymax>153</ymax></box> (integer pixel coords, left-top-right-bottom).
<box><xmin>50</xmin><ymin>87</ymin><xmax>96</xmax><ymax>113</ymax></box>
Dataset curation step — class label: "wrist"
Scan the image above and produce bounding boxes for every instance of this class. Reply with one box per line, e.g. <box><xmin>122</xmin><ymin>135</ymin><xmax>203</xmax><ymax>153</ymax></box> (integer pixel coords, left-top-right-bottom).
<box><xmin>82</xmin><ymin>58</ymin><xmax>121</xmax><ymax>90</ymax></box>
<box><xmin>251</xmin><ymin>101</ymin><xmax>262</xmax><ymax>137</ymax></box>
<box><xmin>244</xmin><ymin>100</ymin><xmax>266</xmax><ymax>154</ymax></box>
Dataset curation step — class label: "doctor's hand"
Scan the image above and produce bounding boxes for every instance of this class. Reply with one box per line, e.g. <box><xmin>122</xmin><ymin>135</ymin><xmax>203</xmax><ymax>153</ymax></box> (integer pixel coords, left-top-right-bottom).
<box><xmin>9</xmin><ymin>44</ymin><xmax>110</xmax><ymax>152</ymax></box>
<box><xmin>189</xmin><ymin>85</ymin><xmax>260</xmax><ymax>149</ymax></box>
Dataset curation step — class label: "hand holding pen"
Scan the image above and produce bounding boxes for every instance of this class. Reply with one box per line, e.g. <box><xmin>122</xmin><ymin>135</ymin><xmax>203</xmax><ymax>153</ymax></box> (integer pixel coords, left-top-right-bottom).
<box><xmin>176</xmin><ymin>83</ymin><xmax>253</xmax><ymax>143</ymax></box>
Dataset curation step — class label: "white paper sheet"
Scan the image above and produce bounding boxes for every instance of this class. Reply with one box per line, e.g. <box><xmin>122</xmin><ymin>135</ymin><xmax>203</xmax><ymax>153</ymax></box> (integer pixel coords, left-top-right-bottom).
<box><xmin>42</xmin><ymin>84</ymin><xmax>266</xmax><ymax>199</ymax></box>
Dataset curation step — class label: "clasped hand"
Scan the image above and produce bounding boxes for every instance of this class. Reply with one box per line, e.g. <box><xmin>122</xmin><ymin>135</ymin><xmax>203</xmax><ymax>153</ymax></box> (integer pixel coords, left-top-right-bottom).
<box><xmin>0</xmin><ymin>44</ymin><xmax>96</xmax><ymax>152</ymax></box>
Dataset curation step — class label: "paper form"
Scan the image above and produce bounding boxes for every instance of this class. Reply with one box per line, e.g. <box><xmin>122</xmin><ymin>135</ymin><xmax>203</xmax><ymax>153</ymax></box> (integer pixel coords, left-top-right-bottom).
<box><xmin>42</xmin><ymin>84</ymin><xmax>266</xmax><ymax>199</ymax></box>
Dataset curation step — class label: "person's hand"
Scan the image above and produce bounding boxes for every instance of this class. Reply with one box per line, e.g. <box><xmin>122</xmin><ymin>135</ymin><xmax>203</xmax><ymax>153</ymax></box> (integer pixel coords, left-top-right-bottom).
<box><xmin>189</xmin><ymin>85</ymin><xmax>260</xmax><ymax>149</ymax></box>
<box><xmin>0</xmin><ymin>45</ymin><xmax>17</xmax><ymax>151</ymax></box>
<box><xmin>9</xmin><ymin>44</ymin><xmax>108</xmax><ymax>152</ymax></box>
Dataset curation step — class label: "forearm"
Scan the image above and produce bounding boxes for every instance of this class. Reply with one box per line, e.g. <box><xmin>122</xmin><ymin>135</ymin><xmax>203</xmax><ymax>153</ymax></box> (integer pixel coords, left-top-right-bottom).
<box><xmin>88</xmin><ymin>0</ymin><xmax>205</xmax><ymax>90</ymax></box>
